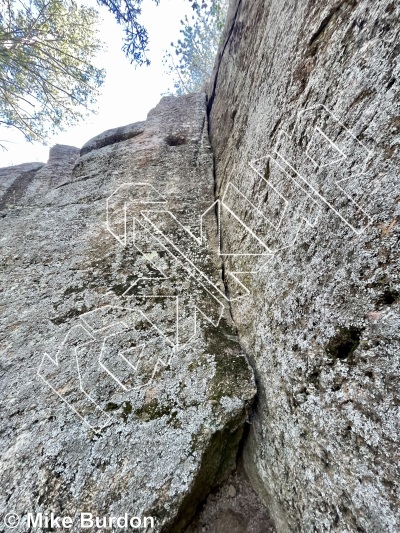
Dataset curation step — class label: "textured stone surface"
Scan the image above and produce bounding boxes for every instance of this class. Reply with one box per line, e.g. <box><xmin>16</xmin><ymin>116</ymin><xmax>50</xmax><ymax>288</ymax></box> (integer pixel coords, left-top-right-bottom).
<box><xmin>187</xmin><ymin>462</ymin><xmax>275</xmax><ymax>533</ymax></box>
<box><xmin>80</xmin><ymin>122</ymin><xmax>146</xmax><ymax>156</ymax></box>
<box><xmin>0</xmin><ymin>93</ymin><xmax>256</xmax><ymax>531</ymax></box>
<box><xmin>0</xmin><ymin>162</ymin><xmax>44</xmax><ymax>211</ymax></box>
<box><xmin>208</xmin><ymin>1</ymin><xmax>400</xmax><ymax>532</ymax></box>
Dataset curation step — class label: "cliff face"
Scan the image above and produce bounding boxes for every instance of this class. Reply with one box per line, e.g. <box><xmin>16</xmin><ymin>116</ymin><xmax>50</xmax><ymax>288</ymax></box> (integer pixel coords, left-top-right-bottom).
<box><xmin>0</xmin><ymin>94</ymin><xmax>257</xmax><ymax>531</ymax></box>
<box><xmin>2</xmin><ymin>1</ymin><xmax>400</xmax><ymax>531</ymax></box>
<box><xmin>208</xmin><ymin>1</ymin><xmax>400</xmax><ymax>532</ymax></box>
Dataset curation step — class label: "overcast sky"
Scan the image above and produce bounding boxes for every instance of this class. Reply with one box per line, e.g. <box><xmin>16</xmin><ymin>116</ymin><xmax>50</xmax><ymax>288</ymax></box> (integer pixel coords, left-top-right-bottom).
<box><xmin>0</xmin><ymin>0</ymin><xmax>192</xmax><ymax>167</ymax></box>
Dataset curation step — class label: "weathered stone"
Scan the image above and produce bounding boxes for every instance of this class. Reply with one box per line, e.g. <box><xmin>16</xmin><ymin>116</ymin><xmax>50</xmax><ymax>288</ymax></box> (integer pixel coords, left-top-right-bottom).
<box><xmin>80</xmin><ymin>121</ymin><xmax>146</xmax><ymax>156</ymax></box>
<box><xmin>186</xmin><ymin>465</ymin><xmax>275</xmax><ymax>533</ymax></box>
<box><xmin>0</xmin><ymin>162</ymin><xmax>44</xmax><ymax>211</ymax></box>
<box><xmin>0</xmin><ymin>93</ymin><xmax>256</xmax><ymax>531</ymax></box>
<box><xmin>208</xmin><ymin>1</ymin><xmax>400</xmax><ymax>532</ymax></box>
<box><xmin>228</xmin><ymin>485</ymin><xmax>236</xmax><ymax>498</ymax></box>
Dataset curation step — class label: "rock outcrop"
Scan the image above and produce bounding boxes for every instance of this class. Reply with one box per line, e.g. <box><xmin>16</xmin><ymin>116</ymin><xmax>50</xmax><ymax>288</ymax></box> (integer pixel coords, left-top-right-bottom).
<box><xmin>0</xmin><ymin>94</ymin><xmax>257</xmax><ymax>531</ymax></box>
<box><xmin>2</xmin><ymin>0</ymin><xmax>400</xmax><ymax>531</ymax></box>
<box><xmin>208</xmin><ymin>0</ymin><xmax>400</xmax><ymax>531</ymax></box>
<box><xmin>80</xmin><ymin>122</ymin><xmax>146</xmax><ymax>156</ymax></box>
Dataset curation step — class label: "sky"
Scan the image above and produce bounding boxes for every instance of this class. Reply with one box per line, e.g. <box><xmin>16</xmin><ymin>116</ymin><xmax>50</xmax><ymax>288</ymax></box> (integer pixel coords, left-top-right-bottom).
<box><xmin>0</xmin><ymin>0</ymin><xmax>193</xmax><ymax>167</ymax></box>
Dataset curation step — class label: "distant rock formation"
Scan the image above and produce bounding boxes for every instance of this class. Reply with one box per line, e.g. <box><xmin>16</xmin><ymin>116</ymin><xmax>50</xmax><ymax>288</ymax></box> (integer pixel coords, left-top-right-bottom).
<box><xmin>208</xmin><ymin>0</ymin><xmax>400</xmax><ymax>531</ymax></box>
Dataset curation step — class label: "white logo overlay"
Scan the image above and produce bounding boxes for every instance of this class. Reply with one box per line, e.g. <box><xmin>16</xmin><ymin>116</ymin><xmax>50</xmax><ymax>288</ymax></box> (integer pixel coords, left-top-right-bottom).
<box><xmin>38</xmin><ymin>104</ymin><xmax>376</xmax><ymax>431</ymax></box>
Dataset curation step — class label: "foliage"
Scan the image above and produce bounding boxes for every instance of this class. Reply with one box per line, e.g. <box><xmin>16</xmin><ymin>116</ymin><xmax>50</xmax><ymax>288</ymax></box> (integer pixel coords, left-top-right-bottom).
<box><xmin>163</xmin><ymin>0</ymin><xmax>228</xmax><ymax>95</ymax></box>
<box><xmin>97</xmin><ymin>0</ymin><xmax>158</xmax><ymax>67</ymax></box>
<box><xmin>0</xmin><ymin>0</ymin><xmax>105</xmax><ymax>143</ymax></box>
<box><xmin>0</xmin><ymin>0</ymin><xmax>222</xmax><ymax>145</ymax></box>
<box><xmin>97</xmin><ymin>0</ymin><xmax>209</xmax><ymax>67</ymax></box>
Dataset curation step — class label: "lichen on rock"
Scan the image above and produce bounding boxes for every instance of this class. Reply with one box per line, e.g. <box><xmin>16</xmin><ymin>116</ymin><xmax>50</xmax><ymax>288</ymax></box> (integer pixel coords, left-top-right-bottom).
<box><xmin>0</xmin><ymin>93</ymin><xmax>256</xmax><ymax>532</ymax></box>
<box><xmin>208</xmin><ymin>0</ymin><xmax>400</xmax><ymax>531</ymax></box>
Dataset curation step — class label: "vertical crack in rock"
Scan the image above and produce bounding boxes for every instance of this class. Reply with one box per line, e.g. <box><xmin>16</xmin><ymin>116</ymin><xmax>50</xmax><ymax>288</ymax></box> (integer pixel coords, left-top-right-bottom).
<box><xmin>207</xmin><ymin>0</ymin><xmax>243</xmax><ymax>117</ymax></box>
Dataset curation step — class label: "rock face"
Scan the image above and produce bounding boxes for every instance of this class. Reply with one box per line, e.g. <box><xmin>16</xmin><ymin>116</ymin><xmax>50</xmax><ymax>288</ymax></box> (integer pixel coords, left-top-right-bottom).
<box><xmin>208</xmin><ymin>1</ymin><xmax>400</xmax><ymax>532</ymax></box>
<box><xmin>80</xmin><ymin>122</ymin><xmax>146</xmax><ymax>156</ymax></box>
<box><xmin>0</xmin><ymin>94</ymin><xmax>256</xmax><ymax>531</ymax></box>
<box><xmin>0</xmin><ymin>162</ymin><xmax>45</xmax><ymax>211</ymax></box>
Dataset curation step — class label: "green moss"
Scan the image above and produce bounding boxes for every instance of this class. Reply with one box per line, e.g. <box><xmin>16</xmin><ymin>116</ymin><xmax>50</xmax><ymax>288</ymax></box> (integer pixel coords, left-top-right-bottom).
<box><xmin>203</xmin><ymin>318</ymin><xmax>252</xmax><ymax>402</ymax></box>
<box><xmin>105</xmin><ymin>402</ymin><xmax>119</xmax><ymax>412</ymax></box>
<box><xmin>189</xmin><ymin>433</ymin><xmax>205</xmax><ymax>455</ymax></box>
<box><xmin>134</xmin><ymin>398</ymin><xmax>175</xmax><ymax>422</ymax></box>
<box><xmin>132</xmin><ymin>398</ymin><xmax>182</xmax><ymax>426</ymax></box>
<box><xmin>204</xmin><ymin>317</ymin><xmax>240</xmax><ymax>356</ymax></box>
<box><xmin>122</xmin><ymin>401</ymin><xmax>132</xmax><ymax>422</ymax></box>
<box><xmin>102</xmin><ymin>252</ymin><xmax>166</xmax><ymax>295</ymax></box>
<box><xmin>209</xmin><ymin>352</ymin><xmax>253</xmax><ymax>402</ymax></box>
<box><xmin>236</xmin><ymin>272</ymin><xmax>252</xmax><ymax>288</ymax></box>
<box><xmin>188</xmin><ymin>360</ymin><xmax>201</xmax><ymax>372</ymax></box>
